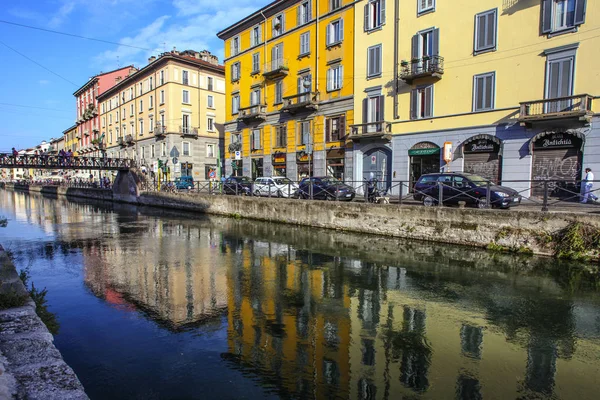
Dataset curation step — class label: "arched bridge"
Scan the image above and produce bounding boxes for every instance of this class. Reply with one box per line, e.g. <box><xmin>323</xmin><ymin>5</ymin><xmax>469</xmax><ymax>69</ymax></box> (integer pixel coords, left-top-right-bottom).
<box><xmin>0</xmin><ymin>154</ymin><xmax>135</xmax><ymax>170</ymax></box>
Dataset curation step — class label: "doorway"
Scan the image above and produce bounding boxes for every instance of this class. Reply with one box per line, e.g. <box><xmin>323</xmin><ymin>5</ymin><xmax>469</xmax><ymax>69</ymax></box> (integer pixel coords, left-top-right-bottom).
<box><xmin>362</xmin><ymin>148</ymin><xmax>391</xmax><ymax>189</ymax></box>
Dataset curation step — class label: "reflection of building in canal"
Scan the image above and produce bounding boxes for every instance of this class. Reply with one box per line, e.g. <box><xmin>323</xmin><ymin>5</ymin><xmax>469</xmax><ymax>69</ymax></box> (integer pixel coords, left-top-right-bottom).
<box><xmin>223</xmin><ymin>239</ymin><xmax>352</xmax><ymax>399</ymax></box>
<box><xmin>84</xmin><ymin>220</ymin><xmax>228</xmax><ymax>330</ymax></box>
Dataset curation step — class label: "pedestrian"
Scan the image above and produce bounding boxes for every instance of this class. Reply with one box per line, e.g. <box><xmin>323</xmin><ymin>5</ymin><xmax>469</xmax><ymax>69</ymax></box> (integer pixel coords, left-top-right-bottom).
<box><xmin>581</xmin><ymin>167</ymin><xmax>598</xmax><ymax>204</ymax></box>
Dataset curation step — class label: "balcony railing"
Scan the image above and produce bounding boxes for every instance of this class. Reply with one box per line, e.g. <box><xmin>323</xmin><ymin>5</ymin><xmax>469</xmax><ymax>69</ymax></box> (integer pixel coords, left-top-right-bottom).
<box><xmin>116</xmin><ymin>137</ymin><xmax>124</xmax><ymax>146</ymax></box>
<box><xmin>263</xmin><ymin>59</ymin><xmax>289</xmax><ymax>79</ymax></box>
<box><xmin>154</xmin><ymin>125</ymin><xmax>166</xmax><ymax>136</ymax></box>
<box><xmin>349</xmin><ymin>121</ymin><xmax>392</xmax><ymax>141</ymax></box>
<box><xmin>519</xmin><ymin>94</ymin><xmax>594</xmax><ymax>126</ymax></box>
<box><xmin>238</xmin><ymin>104</ymin><xmax>267</xmax><ymax>122</ymax></box>
<box><xmin>281</xmin><ymin>92</ymin><xmax>319</xmax><ymax>114</ymax></box>
<box><xmin>125</xmin><ymin>134</ymin><xmax>134</xmax><ymax>144</ymax></box>
<box><xmin>180</xmin><ymin>126</ymin><xmax>199</xmax><ymax>137</ymax></box>
<box><xmin>400</xmin><ymin>55</ymin><xmax>444</xmax><ymax>82</ymax></box>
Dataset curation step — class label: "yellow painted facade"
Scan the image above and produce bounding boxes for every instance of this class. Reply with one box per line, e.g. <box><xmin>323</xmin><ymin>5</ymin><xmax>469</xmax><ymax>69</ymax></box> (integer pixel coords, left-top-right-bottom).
<box><xmin>218</xmin><ymin>0</ymin><xmax>355</xmax><ymax>180</ymax></box>
<box><xmin>62</xmin><ymin>125</ymin><xmax>79</xmax><ymax>155</ymax></box>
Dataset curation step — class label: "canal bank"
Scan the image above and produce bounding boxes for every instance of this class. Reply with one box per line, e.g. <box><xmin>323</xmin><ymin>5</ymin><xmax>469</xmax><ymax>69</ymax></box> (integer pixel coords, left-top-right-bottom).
<box><xmin>0</xmin><ymin>246</ymin><xmax>88</xmax><ymax>399</ymax></box>
<box><xmin>6</xmin><ymin>183</ymin><xmax>600</xmax><ymax>258</ymax></box>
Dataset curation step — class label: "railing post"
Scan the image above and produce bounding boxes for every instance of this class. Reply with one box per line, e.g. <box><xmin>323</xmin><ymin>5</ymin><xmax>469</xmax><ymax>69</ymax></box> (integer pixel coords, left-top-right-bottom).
<box><xmin>268</xmin><ymin>182</ymin><xmax>272</xmax><ymax>198</ymax></box>
<box><xmin>398</xmin><ymin>182</ymin><xmax>403</xmax><ymax>206</ymax></box>
<box><xmin>309</xmin><ymin>180</ymin><xmax>313</xmax><ymax>200</ymax></box>
<box><xmin>486</xmin><ymin>182</ymin><xmax>491</xmax><ymax>209</ymax></box>
<box><xmin>542</xmin><ymin>180</ymin><xmax>549</xmax><ymax>212</ymax></box>
<box><xmin>438</xmin><ymin>182</ymin><xmax>443</xmax><ymax>207</ymax></box>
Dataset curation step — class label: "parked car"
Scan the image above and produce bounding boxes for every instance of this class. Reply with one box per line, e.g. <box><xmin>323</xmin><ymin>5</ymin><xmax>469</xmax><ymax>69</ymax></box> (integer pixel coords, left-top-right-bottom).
<box><xmin>175</xmin><ymin>176</ymin><xmax>194</xmax><ymax>190</ymax></box>
<box><xmin>413</xmin><ymin>172</ymin><xmax>521</xmax><ymax>209</ymax></box>
<box><xmin>297</xmin><ymin>176</ymin><xmax>356</xmax><ymax>201</ymax></box>
<box><xmin>223</xmin><ymin>176</ymin><xmax>252</xmax><ymax>195</ymax></box>
<box><xmin>253</xmin><ymin>177</ymin><xmax>299</xmax><ymax>198</ymax></box>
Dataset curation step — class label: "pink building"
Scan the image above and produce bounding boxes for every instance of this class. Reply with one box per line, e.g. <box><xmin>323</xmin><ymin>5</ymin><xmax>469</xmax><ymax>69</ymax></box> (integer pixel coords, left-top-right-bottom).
<box><xmin>73</xmin><ymin>66</ymin><xmax>137</xmax><ymax>156</ymax></box>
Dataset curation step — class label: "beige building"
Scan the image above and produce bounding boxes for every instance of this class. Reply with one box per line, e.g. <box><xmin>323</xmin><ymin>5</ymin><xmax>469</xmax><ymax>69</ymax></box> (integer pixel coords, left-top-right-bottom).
<box><xmin>98</xmin><ymin>49</ymin><xmax>226</xmax><ymax>180</ymax></box>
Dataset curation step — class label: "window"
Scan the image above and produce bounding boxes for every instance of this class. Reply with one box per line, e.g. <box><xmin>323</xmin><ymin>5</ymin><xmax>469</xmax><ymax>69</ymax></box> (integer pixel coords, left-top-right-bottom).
<box><xmin>207</xmin><ymin>77</ymin><xmax>214</xmax><ymax>91</ymax></box>
<box><xmin>300</xmin><ymin>31</ymin><xmax>310</xmax><ymax>55</ymax></box>
<box><xmin>139</xmin><ymin>82</ymin><xmax>143</xmax><ymax>95</ymax></box>
<box><xmin>109</xmin><ymin>114</ymin><xmax>112</xmax><ymax>124</ymax></box>
<box><xmin>546</xmin><ymin>55</ymin><xmax>574</xmax><ymax>112</ymax></box>
<box><xmin>410</xmin><ymin>85</ymin><xmax>434</xmax><ymax>119</ymax></box>
<box><xmin>130</xmin><ymin>104</ymin><xmax>134</xmax><ymax>116</ymax></box>
<box><xmin>149</xmin><ymin>77</ymin><xmax>153</xmax><ymax>90</ymax></box>
<box><xmin>330</xmin><ymin>0</ymin><xmax>341</xmax><ymax>11</ymax></box>
<box><xmin>207</xmin><ymin>117</ymin><xmax>214</xmax><ymax>131</ymax></box>
<box><xmin>298</xmin><ymin>121</ymin><xmax>311</xmax><ymax>145</ymax></box>
<box><xmin>365</xmin><ymin>0</ymin><xmax>386</xmax><ymax>31</ymax></box>
<box><xmin>139</xmin><ymin>120</ymin><xmax>144</xmax><ymax>135</ymax></box>
<box><xmin>275</xmin><ymin>81</ymin><xmax>284</xmax><ymax>104</ymax></box>
<box><xmin>231</xmin><ymin>132</ymin><xmax>241</xmax><ymax>144</ymax></box>
<box><xmin>250</xmin><ymin>88</ymin><xmax>261</xmax><ymax>106</ymax></box>
<box><xmin>326</xmin><ymin>115</ymin><xmax>346</xmax><ymax>141</ymax></box>
<box><xmin>251</xmin><ymin>25</ymin><xmax>262</xmax><ymax>47</ymax></box>
<box><xmin>182</xmin><ymin>142</ymin><xmax>190</xmax><ymax>156</ymax></box>
<box><xmin>206</xmin><ymin>144</ymin><xmax>215</xmax><ymax>158</ymax></box>
<box><xmin>474</xmin><ymin>9</ymin><xmax>497</xmax><ymax>53</ymax></box>
<box><xmin>251</xmin><ymin>129</ymin><xmax>262</xmax><ymax>150</ymax></box>
<box><xmin>159</xmin><ymin>70</ymin><xmax>164</xmax><ymax>85</ymax></box>
<box><xmin>182</xmin><ymin>90</ymin><xmax>190</xmax><ymax>104</ymax></box>
<box><xmin>116</xmin><ymin>110</ymin><xmax>119</xmax><ymax>120</ymax></box>
<box><xmin>272</xmin><ymin>14</ymin><xmax>284</xmax><ymax>37</ymax></box>
<box><xmin>232</xmin><ymin>95</ymin><xmax>240</xmax><ymax>114</ymax></box>
<box><xmin>182</xmin><ymin>114</ymin><xmax>190</xmax><ymax>132</ymax></box>
<box><xmin>141</xmin><ymin>146</ymin><xmax>146</xmax><ymax>159</ymax></box>
<box><xmin>102</xmin><ymin>117</ymin><xmax>106</xmax><ymax>128</ymax></box>
<box><xmin>151</xmin><ymin>144</ymin><xmax>155</xmax><ymax>158</ymax></box>
<box><xmin>418</xmin><ymin>0</ymin><xmax>435</xmax><ymax>14</ymax></box>
<box><xmin>149</xmin><ymin>95</ymin><xmax>154</xmax><ymax>109</ymax></box>
<box><xmin>122</xmin><ymin>107</ymin><xmax>126</xmax><ymax>120</ymax></box>
<box><xmin>364</xmin><ymin>95</ymin><xmax>384</xmax><ymax>131</ymax></box>
<box><xmin>121</xmin><ymin>92</ymin><xmax>125</xmax><ymax>103</ymax></box>
<box><xmin>160</xmin><ymin>90</ymin><xmax>165</xmax><ymax>104</ymax></box>
<box><xmin>473</xmin><ymin>72</ymin><xmax>495</xmax><ymax>111</ymax></box>
<box><xmin>101</xmin><ymin>103</ymin><xmax>105</xmax><ymax>113</ymax></box>
<box><xmin>162</xmin><ymin>142</ymin><xmax>168</xmax><ymax>157</ymax></box>
<box><xmin>231</xmin><ymin>36</ymin><xmax>240</xmax><ymax>56</ymax></box>
<box><xmin>297</xmin><ymin>73</ymin><xmax>312</xmax><ymax>101</ymax></box>
<box><xmin>231</xmin><ymin>62</ymin><xmax>241</xmax><ymax>82</ymax></box>
<box><xmin>139</xmin><ymin>100</ymin><xmax>143</xmax><ymax>112</ymax></box>
<box><xmin>252</xmin><ymin>53</ymin><xmax>260</xmax><ymax>73</ymax></box>
<box><xmin>326</xmin><ymin>19</ymin><xmax>344</xmax><ymax>46</ymax></box>
<box><xmin>367</xmin><ymin>45</ymin><xmax>382</xmax><ymax>77</ymax></box>
<box><xmin>297</xmin><ymin>1</ymin><xmax>312</xmax><ymax>26</ymax></box>
<box><xmin>149</xmin><ymin>117</ymin><xmax>154</xmax><ymax>132</ymax></box>
<box><xmin>542</xmin><ymin>0</ymin><xmax>585</xmax><ymax>34</ymax></box>
<box><xmin>207</xmin><ymin>95</ymin><xmax>214</xmax><ymax>108</ymax></box>
<box><xmin>182</xmin><ymin>70</ymin><xmax>189</xmax><ymax>85</ymax></box>
<box><xmin>275</xmin><ymin>124</ymin><xmax>287</xmax><ymax>147</ymax></box>
<box><xmin>327</xmin><ymin>65</ymin><xmax>343</xmax><ymax>91</ymax></box>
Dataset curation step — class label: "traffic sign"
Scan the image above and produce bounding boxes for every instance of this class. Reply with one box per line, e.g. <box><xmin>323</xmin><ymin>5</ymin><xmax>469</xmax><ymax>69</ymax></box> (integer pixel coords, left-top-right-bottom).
<box><xmin>234</xmin><ymin>150</ymin><xmax>241</xmax><ymax>160</ymax></box>
<box><xmin>173</xmin><ymin>157</ymin><xmax>178</xmax><ymax>165</ymax></box>
<box><xmin>209</xmin><ymin>169</ymin><xmax>216</xmax><ymax>179</ymax></box>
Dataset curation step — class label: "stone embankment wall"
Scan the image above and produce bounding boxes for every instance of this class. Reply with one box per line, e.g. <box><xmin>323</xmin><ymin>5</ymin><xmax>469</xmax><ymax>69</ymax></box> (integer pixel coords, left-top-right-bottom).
<box><xmin>0</xmin><ymin>247</ymin><xmax>88</xmax><ymax>399</ymax></box>
<box><xmin>10</xmin><ymin>183</ymin><xmax>112</xmax><ymax>201</ymax></box>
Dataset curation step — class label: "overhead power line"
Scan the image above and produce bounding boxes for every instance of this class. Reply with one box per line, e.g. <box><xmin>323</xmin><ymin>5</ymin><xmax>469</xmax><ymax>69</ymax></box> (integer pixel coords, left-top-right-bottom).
<box><xmin>0</xmin><ymin>102</ymin><xmax>71</xmax><ymax>113</ymax></box>
<box><xmin>0</xmin><ymin>20</ymin><xmax>152</xmax><ymax>51</ymax></box>
<box><xmin>0</xmin><ymin>40</ymin><xmax>78</xmax><ymax>86</ymax></box>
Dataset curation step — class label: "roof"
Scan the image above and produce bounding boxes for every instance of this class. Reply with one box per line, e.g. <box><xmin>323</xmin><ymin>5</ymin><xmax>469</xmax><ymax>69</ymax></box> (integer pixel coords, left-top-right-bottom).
<box><xmin>62</xmin><ymin>124</ymin><xmax>77</xmax><ymax>134</ymax></box>
<box><xmin>217</xmin><ymin>0</ymin><xmax>289</xmax><ymax>39</ymax></box>
<box><xmin>73</xmin><ymin>65</ymin><xmax>136</xmax><ymax>96</ymax></box>
<box><xmin>97</xmin><ymin>52</ymin><xmax>224</xmax><ymax>100</ymax></box>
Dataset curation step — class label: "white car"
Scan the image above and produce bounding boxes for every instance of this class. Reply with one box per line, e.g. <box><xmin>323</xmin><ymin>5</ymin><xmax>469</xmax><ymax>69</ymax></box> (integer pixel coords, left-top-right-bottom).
<box><xmin>253</xmin><ymin>177</ymin><xmax>299</xmax><ymax>198</ymax></box>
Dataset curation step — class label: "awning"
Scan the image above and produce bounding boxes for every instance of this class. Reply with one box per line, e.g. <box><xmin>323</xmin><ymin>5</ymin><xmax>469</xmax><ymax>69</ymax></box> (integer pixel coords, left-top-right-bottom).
<box><xmin>408</xmin><ymin>148</ymin><xmax>439</xmax><ymax>156</ymax></box>
<box><xmin>528</xmin><ymin>130</ymin><xmax>586</xmax><ymax>154</ymax></box>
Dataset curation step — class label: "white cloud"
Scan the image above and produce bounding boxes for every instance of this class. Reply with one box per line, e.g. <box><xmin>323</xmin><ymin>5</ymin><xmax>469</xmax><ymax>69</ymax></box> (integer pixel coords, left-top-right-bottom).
<box><xmin>48</xmin><ymin>1</ymin><xmax>77</xmax><ymax>28</ymax></box>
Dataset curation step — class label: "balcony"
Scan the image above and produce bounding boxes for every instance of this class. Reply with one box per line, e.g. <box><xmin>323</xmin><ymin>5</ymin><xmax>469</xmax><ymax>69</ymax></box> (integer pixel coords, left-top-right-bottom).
<box><xmin>117</xmin><ymin>137</ymin><xmax>125</xmax><ymax>146</ymax></box>
<box><xmin>237</xmin><ymin>104</ymin><xmax>267</xmax><ymax>123</ymax></box>
<box><xmin>180</xmin><ymin>126</ymin><xmax>199</xmax><ymax>138</ymax></box>
<box><xmin>228</xmin><ymin>142</ymin><xmax>242</xmax><ymax>153</ymax></box>
<box><xmin>125</xmin><ymin>134</ymin><xmax>134</xmax><ymax>144</ymax></box>
<box><xmin>349</xmin><ymin>121</ymin><xmax>392</xmax><ymax>141</ymax></box>
<box><xmin>262</xmin><ymin>59</ymin><xmax>289</xmax><ymax>80</ymax></box>
<box><xmin>281</xmin><ymin>92</ymin><xmax>319</xmax><ymax>114</ymax></box>
<box><xmin>154</xmin><ymin>124</ymin><xmax>166</xmax><ymax>136</ymax></box>
<box><xmin>518</xmin><ymin>94</ymin><xmax>594</xmax><ymax>127</ymax></box>
<box><xmin>400</xmin><ymin>55</ymin><xmax>444</xmax><ymax>83</ymax></box>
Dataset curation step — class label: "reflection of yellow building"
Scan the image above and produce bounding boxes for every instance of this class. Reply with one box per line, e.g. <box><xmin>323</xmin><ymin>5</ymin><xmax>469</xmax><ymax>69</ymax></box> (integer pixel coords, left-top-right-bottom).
<box><xmin>218</xmin><ymin>0</ymin><xmax>355</xmax><ymax>180</ymax></box>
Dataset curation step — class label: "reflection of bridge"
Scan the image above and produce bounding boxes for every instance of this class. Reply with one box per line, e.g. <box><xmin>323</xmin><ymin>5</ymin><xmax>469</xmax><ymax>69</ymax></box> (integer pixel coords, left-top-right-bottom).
<box><xmin>0</xmin><ymin>154</ymin><xmax>135</xmax><ymax>170</ymax></box>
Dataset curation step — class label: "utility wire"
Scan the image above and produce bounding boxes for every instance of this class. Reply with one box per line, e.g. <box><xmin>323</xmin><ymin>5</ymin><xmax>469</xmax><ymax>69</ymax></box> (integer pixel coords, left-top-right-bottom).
<box><xmin>0</xmin><ymin>40</ymin><xmax>78</xmax><ymax>86</ymax></box>
<box><xmin>0</xmin><ymin>102</ymin><xmax>71</xmax><ymax>113</ymax></box>
<box><xmin>0</xmin><ymin>20</ymin><xmax>152</xmax><ymax>51</ymax></box>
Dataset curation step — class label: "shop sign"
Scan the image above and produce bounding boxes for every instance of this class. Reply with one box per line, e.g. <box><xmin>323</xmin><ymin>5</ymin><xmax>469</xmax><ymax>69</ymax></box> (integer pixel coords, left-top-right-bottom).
<box><xmin>443</xmin><ymin>142</ymin><xmax>453</xmax><ymax>162</ymax></box>
<box><xmin>297</xmin><ymin>151</ymin><xmax>311</xmax><ymax>163</ymax></box>
<box><xmin>464</xmin><ymin>139</ymin><xmax>499</xmax><ymax>153</ymax></box>
<box><xmin>533</xmin><ymin>132</ymin><xmax>580</xmax><ymax>150</ymax></box>
<box><xmin>272</xmin><ymin>152</ymin><xmax>286</xmax><ymax>164</ymax></box>
<box><xmin>408</xmin><ymin>142</ymin><xmax>440</xmax><ymax>156</ymax></box>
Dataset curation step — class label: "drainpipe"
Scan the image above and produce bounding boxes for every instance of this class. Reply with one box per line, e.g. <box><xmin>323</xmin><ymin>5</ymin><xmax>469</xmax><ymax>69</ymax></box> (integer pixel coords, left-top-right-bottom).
<box><xmin>260</xmin><ymin>10</ymin><xmax>268</xmax><ymax>105</ymax></box>
<box><xmin>315</xmin><ymin>0</ymin><xmax>320</xmax><ymax>94</ymax></box>
<box><xmin>393</xmin><ymin>0</ymin><xmax>400</xmax><ymax>119</ymax></box>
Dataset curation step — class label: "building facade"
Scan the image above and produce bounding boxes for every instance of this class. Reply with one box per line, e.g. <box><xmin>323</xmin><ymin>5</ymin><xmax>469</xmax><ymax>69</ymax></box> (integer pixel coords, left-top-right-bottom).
<box><xmin>63</xmin><ymin>125</ymin><xmax>79</xmax><ymax>155</ymax></box>
<box><xmin>217</xmin><ymin>0</ymin><xmax>355</xmax><ymax>181</ymax></box>
<box><xmin>97</xmin><ymin>50</ymin><xmax>225</xmax><ymax>181</ymax></box>
<box><xmin>351</xmin><ymin>0</ymin><xmax>599</xmax><ymax>197</ymax></box>
<box><xmin>73</xmin><ymin>66</ymin><xmax>137</xmax><ymax>158</ymax></box>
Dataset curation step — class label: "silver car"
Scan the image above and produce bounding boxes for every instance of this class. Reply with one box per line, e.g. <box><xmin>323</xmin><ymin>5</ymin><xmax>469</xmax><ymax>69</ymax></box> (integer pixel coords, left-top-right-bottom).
<box><xmin>253</xmin><ymin>177</ymin><xmax>299</xmax><ymax>198</ymax></box>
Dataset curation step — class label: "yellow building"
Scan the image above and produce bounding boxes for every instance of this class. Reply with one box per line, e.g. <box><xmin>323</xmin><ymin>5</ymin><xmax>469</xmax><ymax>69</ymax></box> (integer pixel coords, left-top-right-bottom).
<box><xmin>62</xmin><ymin>125</ymin><xmax>79</xmax><ymax>155</ymax></box>
<box><xmin>97</xmin><ymin>50</ymin><xmax>226</xmax><ymax>180</ymax></box>
<box><xmin>217</xmin><ymin>0</ymin><xmax>355</xmax><ymax>180</ymax></box>
<box><xmin>352</xmin><ymin>0</ymin><xmax>600</xmax><ymax>198</ymax></box>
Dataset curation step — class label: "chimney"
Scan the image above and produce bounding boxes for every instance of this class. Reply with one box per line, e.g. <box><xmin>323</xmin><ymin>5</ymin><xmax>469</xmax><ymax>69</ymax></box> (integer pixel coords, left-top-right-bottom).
<box><xmin>148</xmin><ymin>56</ymin><xmax>156</xmax><ymax>64</ymax></box>
<box><xmin>115</xmin><ymin>76</ymin><xmax>122</xmax><ymax>83</ymax></box>
<box><xmin>172</xmin><ymin>46</ymin><xmax>179</xmax><ymax>55</ymax></box>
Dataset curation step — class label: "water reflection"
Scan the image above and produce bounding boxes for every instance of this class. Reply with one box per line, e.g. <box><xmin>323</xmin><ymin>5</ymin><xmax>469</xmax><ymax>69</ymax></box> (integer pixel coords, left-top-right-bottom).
<box><xmin>1</xmin><ymin>190</ymin><xmax>600</xmax><ymax>400</ymax></box>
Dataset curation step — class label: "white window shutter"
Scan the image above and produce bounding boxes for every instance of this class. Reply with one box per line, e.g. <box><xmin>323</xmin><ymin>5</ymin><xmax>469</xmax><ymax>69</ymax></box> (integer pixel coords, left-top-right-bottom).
<box><xmin>326</xmin><ymin>69</ymin><xmax>332</xmax><ymax>91</ymax></box>
<box><xmin>338</xmin><ymin>66</ymin><xmax>344</xmax><ymax>89</ymax></box>
<box><xmin>381</xmin><ymin>0</ymin><xmax>386</xmax><ymax>25</ymax></box>
<box><xmin>326</xmin><ymin>24</ymin><xmax>331</xmax><ymax>45</ymax></box>
<box><xmin>340</xmin><ymin>19</ymin><xmax>344</xmax><ymax>41</ymax></box>
<box><xmin>230</xmin><ymin>40</ymin><xmax>234</xmax><ymax>56</ymax></box>
<box><xmin>364</xmin><ymin>4</ymin><xmax>370</xmax><ymax>31</ymax></box>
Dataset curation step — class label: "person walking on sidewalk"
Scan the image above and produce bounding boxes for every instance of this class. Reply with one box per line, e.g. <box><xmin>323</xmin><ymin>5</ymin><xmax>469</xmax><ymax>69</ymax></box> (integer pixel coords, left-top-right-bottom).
<box><xmin>581</xmin><ymin>167</ymin><xmax>598</xmax><ymax>204</ymax></box>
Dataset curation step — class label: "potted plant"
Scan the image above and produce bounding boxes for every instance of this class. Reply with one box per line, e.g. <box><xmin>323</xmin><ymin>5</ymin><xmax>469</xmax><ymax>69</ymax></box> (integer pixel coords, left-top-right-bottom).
<box><xmin>411</xmin><ymin>58</ymin><xmax>420</xmax><ymax>63</ymax></box>
<box><xmin>401</xmin><ymin>60</ymin><xmax>409</xmax><ymax>67</ymax></box>
<box><xmin>422</xmin><ymin>55</ymin><xmax>431</xmax><ymax>62</ymax></box>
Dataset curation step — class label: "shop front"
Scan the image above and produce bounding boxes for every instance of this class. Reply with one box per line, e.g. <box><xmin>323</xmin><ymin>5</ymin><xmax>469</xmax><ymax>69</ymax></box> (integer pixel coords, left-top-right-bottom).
<box><xmin>462</xmin><ymin>135</ymin><xmax>502</xmax><ymax>183</ymax></box>
<box><xmin>231</xmin><ymin>159</ymin><xmax>243</xmax><ymax>177</ymax></box>
<box><xmin>409</xmin><ymin>142</ymin><xmax>440</xmax><ymax>188</ymax></box>
<box><xmin>531</xmin><ymin>131</ymin><xmax>584</xmax><ymax>197</ymax></box>
<box><xmin>251</xmin><ymin>158</ymin><xmax>263</xmax><ymax>180</ymax></box>
<box><xmin>297</xmin><ymin>151</ymin><xmax>313</xmax><ymax>180</ymax></box>
<box><xmin>326</xmin><ymin>148</ymin><xmax>345</xmax><ymax>180</ymax></box>
<box><xmin>272</xmin><ymin>152</ymin><xmax>287</xmax><ymax>177</ymax></box>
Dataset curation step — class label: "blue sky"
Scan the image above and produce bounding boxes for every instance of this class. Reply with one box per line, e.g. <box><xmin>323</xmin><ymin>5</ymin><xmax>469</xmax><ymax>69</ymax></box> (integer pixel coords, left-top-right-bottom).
<box><xmin>0</xmin><ymin>0</ymin><xmax>267</xmax><ymax>151</ymax></box>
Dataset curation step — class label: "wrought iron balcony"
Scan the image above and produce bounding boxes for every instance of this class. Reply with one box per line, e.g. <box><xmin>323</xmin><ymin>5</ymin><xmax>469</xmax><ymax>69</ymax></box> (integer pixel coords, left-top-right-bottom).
<box><xmin>400</xmin><ymin>55</ymin><xmax>444</xmax><ymax>82</ymax></box>
<box><xmin>228</xmin><ymin>142</ymin><xmax>242</xmax><ymax>153</ymax></box>
<box><xmin>117</xmin><ymin>137</ymin><xmax>125</xmax><ymax>146</ymax></box>
<box><xmin>154</xmin><ymin>124</ymin><xmax>166</xmax><ymax>136</ymax></box>
<box><xmin>262</xmin><ymin>59</ymin><xmax>289</xmax><ymax>80</ymax></box>
<box><xmin>349</xmin><ymin>121</ymin><xmax>392</xmax><ymax>141</ymax></box>
<box><xmin>180</xmin><ymin>126</ymin><xmax>199</xmax><ymax>137</ymax></box>
<box><xmin>237</xmin><ymin>104</ymin><xmax>267</xmax><ymax>123</ymax></box>
<box><xmin>281</xmin><ymin>92</ymin><xmax>319</xmax><ymax>114</ymax></box>
<box><xmin>518</xmin><ymin>94</ymin><xmax>594</xmax><ymax>126</ymax></box>
<box><xmin>125</xmin><ymin>134</ymin><xmax>134</xmax><ymax>144</ymax></box>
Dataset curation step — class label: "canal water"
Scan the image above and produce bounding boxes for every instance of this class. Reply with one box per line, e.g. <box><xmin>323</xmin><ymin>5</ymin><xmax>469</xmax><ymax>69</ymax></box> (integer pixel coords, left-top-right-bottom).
<box><xmin>1</xmin><ymin>190</ymin><xmax>599</xmax><ymax>400</ymax></box>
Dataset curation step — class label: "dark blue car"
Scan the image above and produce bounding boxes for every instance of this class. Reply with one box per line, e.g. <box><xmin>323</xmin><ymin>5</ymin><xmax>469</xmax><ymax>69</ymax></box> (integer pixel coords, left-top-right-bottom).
<box><xmin>297</xmin><ymin>177</ymin><xmax>355</xmax><ymax>201</ymax></box>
